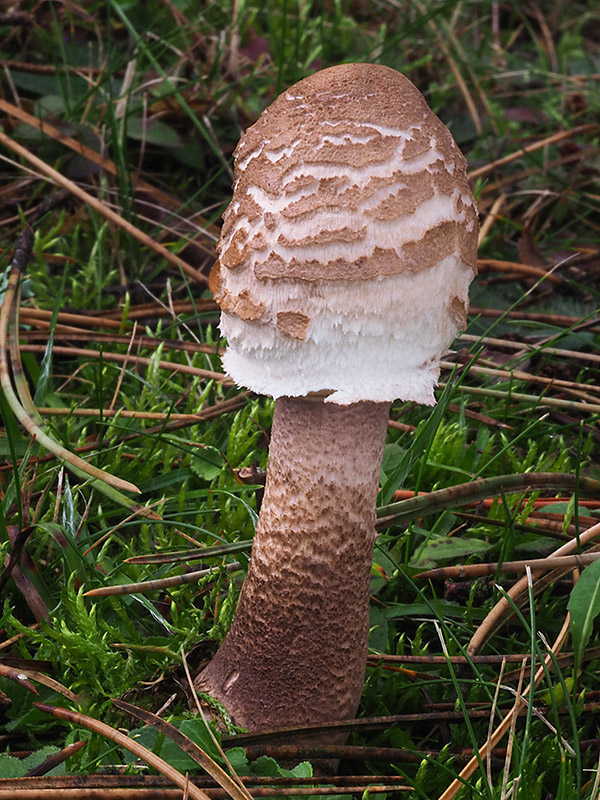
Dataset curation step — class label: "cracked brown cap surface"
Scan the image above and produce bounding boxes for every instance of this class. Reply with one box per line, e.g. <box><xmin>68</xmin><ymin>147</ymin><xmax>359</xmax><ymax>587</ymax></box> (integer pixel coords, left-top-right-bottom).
<box><xmin>213</xmin><ymin>62</ymin><xmax>478</xmax><ymax>405</ymax></box>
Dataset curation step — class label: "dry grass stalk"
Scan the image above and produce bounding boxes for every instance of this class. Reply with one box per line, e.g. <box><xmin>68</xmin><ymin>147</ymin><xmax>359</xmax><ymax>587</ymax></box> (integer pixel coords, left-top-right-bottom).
<box><xmin>458</xmin><ymin>333</ymin><xmax>600</xmax><ymax>365</ymax></box>
<box><xmin>19</xmin><ymin>344</ymin><xmax>228</xmax><ymax>383</ymax></box>
<box><xmin>469</xmin><ymin>521</ymin><xmax>600</xmax><ymax>656</ymax></box>
<box><xmin>468</xmin><ymin>123</ymin><xmax>598</xmax><ymax>180</ymax></box>
<box><xmin>0</xmin><ymin>129</ymin><xmax>206</xmax><ymax>284</ymax></box>
<box><xmin>437</xmin><ymin>614</ymin><xmax>571</xmax><ymax>800</ymax></box>
<box><xmin>416</xmin><ymin>551</ymin><xmax>600</xmax><ymax>580</ymax></box>
<box><xmin>32</xmin><ymin>704</ymin><xmax>212</xmax><ymax>800</ymax></box>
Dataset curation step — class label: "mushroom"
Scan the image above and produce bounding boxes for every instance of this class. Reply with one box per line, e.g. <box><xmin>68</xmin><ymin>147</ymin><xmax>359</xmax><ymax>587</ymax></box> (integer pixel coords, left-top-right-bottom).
<box><xmin>196</xmin><ymin>63</ymin><xmax>478</xmax><ymax>732</ymax></box>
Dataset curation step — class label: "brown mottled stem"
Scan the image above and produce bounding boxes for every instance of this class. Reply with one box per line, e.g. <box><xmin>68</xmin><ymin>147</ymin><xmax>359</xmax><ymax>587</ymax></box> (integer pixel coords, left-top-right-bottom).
<box><xmin>195</xmin><ymin>396</ymin><xmax>391</xmax><ymax>731</ymax></box>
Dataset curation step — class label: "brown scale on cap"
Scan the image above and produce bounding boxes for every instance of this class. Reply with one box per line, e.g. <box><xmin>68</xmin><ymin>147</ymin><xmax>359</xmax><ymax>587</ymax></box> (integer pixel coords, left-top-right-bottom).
<box><xmin>363</xmin><ymin>172</ymin><xmax>436</xmax><ymax>221</ymax></box>
<box><xmin>399</xmin><ymin>219</ymin><xmax>475</xmax><ymax>275</ymax></box>
<box><xmin>219</xmin><ymin>289</ymin><xmax>265</xmax><ymax>321</ymax></box>
<box><xmin>276</xmin><ymin>310</ymin><xmax>311</xmax><ymax>339</ymax></box>
<box><xmin>402</xmin><ymin>127</ymin><xmax>435</xmax><ymax>160</ymax></box>
<box><xmin>450</xmin><ymin>295</ymin><xmax>468</xmax><ymax>328</ymax></box>
<box><xmin>277</xmin><ymin>226</ymin><xmax>367</xmax><ymax>248</ymax></box>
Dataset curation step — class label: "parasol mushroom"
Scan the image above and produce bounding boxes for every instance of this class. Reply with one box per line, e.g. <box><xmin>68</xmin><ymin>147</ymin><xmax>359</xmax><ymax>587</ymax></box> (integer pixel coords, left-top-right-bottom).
<box><xmin>196</xmin><ymin>62</ymin><xmax>478</xmax><ymax>732</ymax></box>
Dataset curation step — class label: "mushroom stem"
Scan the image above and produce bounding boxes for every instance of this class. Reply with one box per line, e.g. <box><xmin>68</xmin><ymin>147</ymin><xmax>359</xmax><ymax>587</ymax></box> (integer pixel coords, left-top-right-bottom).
<box><xmin>195</xmin><ymin>396</ymin><xmax>391</xmax><ymax>731</ymax></box>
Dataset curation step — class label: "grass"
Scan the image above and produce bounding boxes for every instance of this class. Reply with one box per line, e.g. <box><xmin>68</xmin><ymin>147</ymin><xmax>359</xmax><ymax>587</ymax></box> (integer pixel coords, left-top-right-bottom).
<box><xmin>0</xmin><ymin>0</ymin><xmax>599</xmax><ymax>797</ymax></box>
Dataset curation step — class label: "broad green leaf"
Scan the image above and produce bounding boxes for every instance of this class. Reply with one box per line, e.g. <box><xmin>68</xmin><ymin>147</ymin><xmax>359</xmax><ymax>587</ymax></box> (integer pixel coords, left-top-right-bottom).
<box><xmin>291</xmin><ymin>761</ymin><xmax>313</xmax><ymax>778</ymax></box>
<box><xmin>540</xmin><ymin>677</ymin><xmax>574</xmax><ymax>707</ymax></box>
<box><xmin>178</xmin><ymin>718</ymin><xmax>221</xmax><ymax>760</ymax></box>
<box><xmin>22</xmin><ymin>746</ymin><xmax>64</xmax><ymax>776</ymax></box>
<box><xmin>250</xmin><ymin>756</ymin><xmax>289</xmax><ymax>777</ymax></box>
<box><xmin>369</xmin><ymin>606</ymin><xmax>389</xmax><ymax>652</ymax></box>
<box><xmin>34</xmin><ymin>95</ymin><xmax>67</xmax><ymax>116</ymax></box>
<box><xmin>0</xmin><ymin>754</ymin><xmax>25</xmax><ymax>778</ymax></box>
<box><xmin>126</xmin><ymin>116</ymin><xmax>181</xmax><ymax>148</ymax></box>
<box><xmin>381</xmin><ymin>601</ymin><xmax>466</xmax><ymax>620</ymax></box>
<box><xmin>568</xmin><ymin>558</ymin><xmax>600</xmax><ymax>670</ymax></box>
<box><xmin>410</xmin><ymin>534</ymin><xmax>492</xmax><ymax>569</ymax></box>
<box><xmin>225</xmin><ymin>747</ymin><xmax>250</xmax><ymax>775</ymax></box>
<box><xmin>126</xmin><ymin>720</ymin><xmax>220</xmax><ymax>772</ymax></box>
<box><xmin>190</xmin><ymin>446</ymin><xmax>224</xmax><ymax>481</ymax></box>
<box><xmin>246</xmin><ymin>755</ymin><xmax>313</xmax><ymax>779</ymax></box>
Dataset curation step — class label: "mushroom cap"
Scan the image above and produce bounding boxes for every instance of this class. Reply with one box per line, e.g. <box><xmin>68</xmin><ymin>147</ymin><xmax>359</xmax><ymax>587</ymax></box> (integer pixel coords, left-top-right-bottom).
<box><xmin>212</xmin><ymin>63</ymin><xmax>478</xmax><ymax>405</ymax></box>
